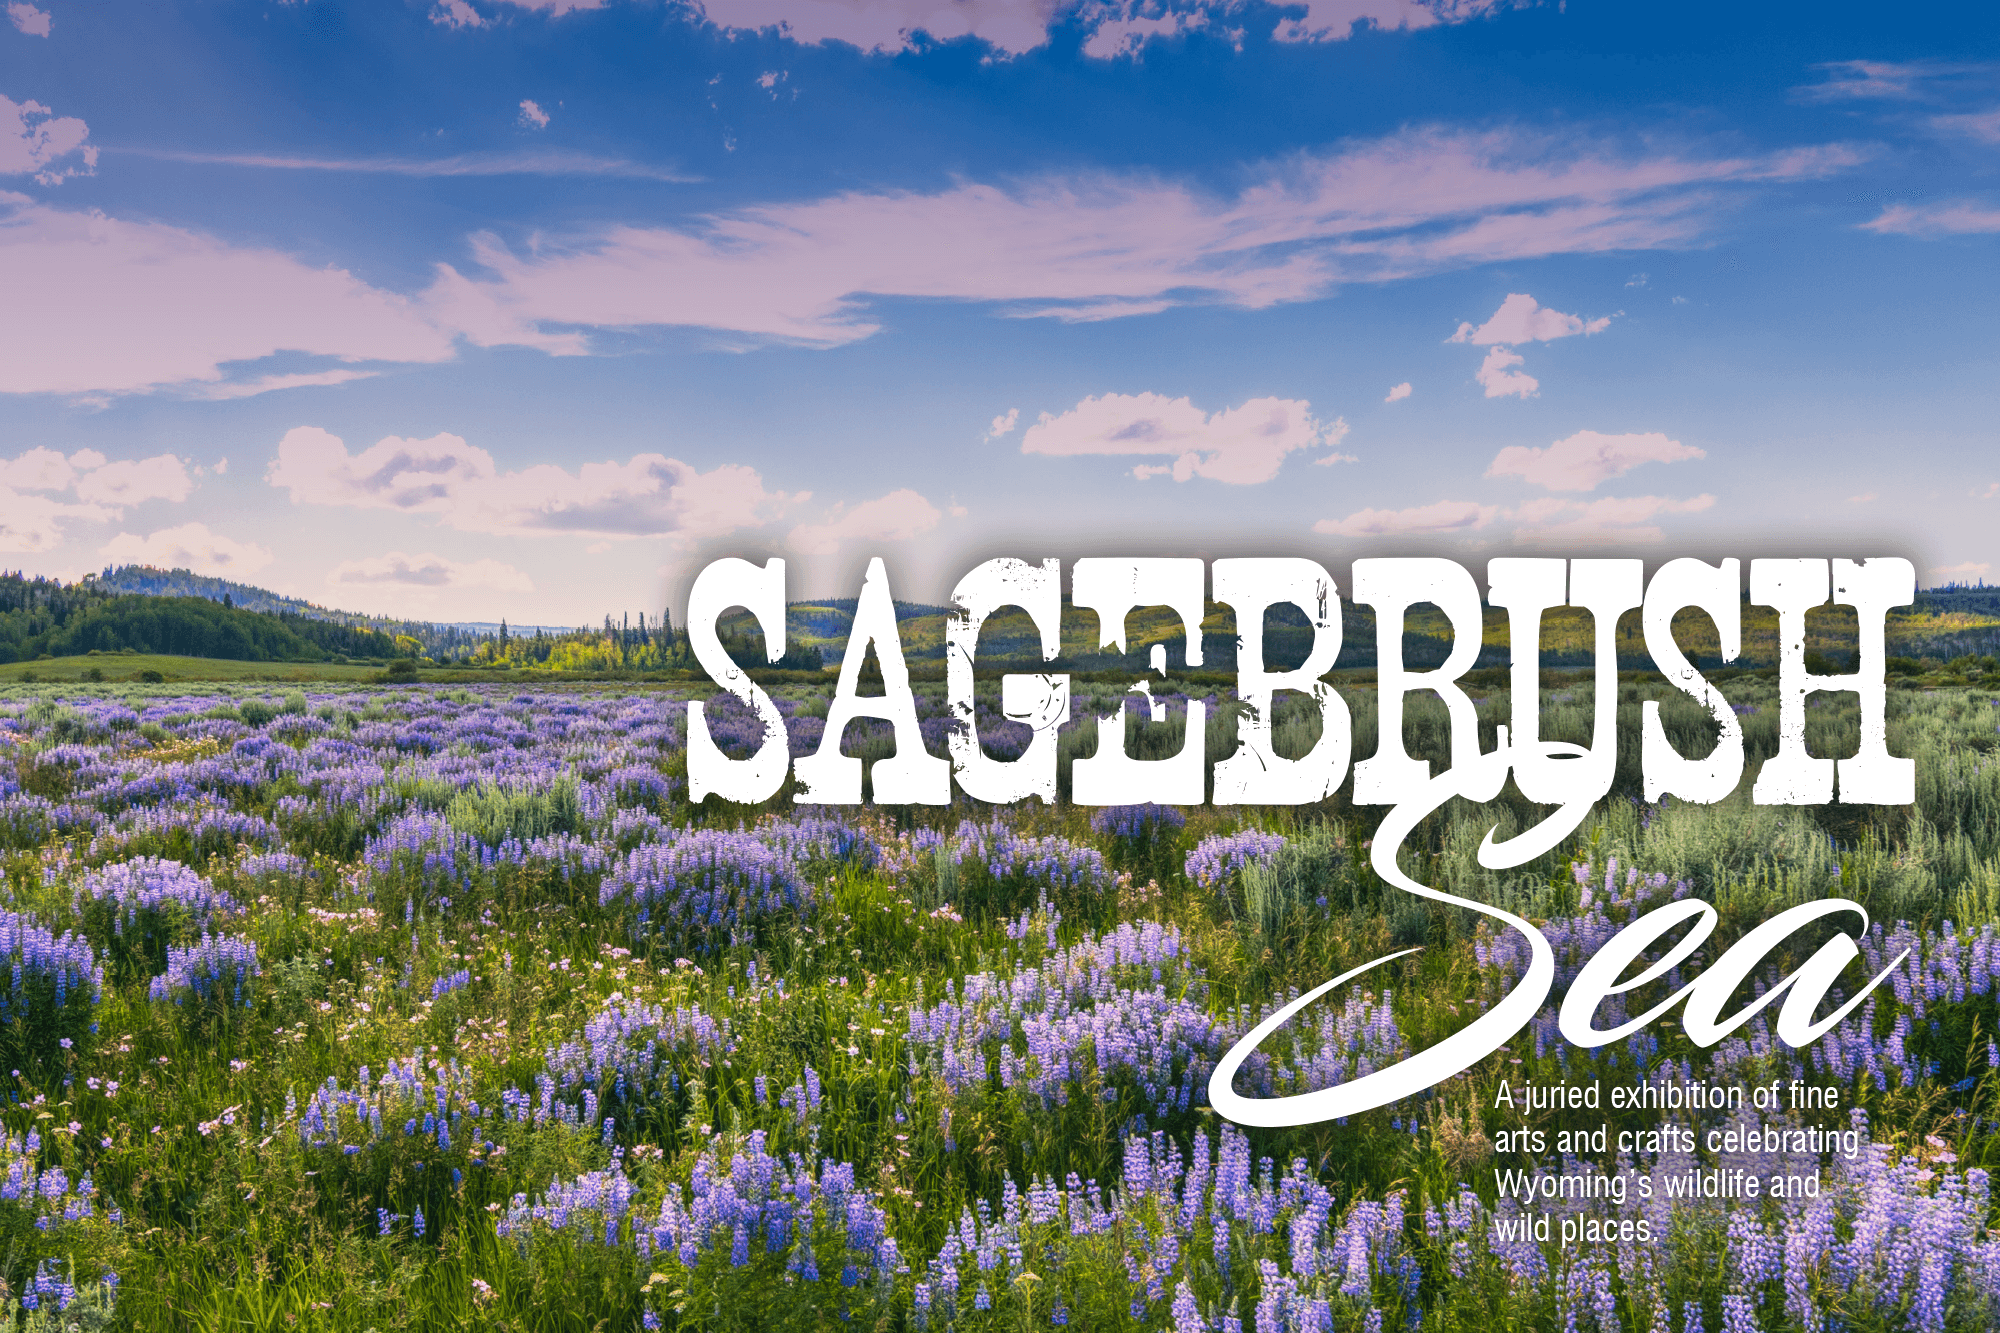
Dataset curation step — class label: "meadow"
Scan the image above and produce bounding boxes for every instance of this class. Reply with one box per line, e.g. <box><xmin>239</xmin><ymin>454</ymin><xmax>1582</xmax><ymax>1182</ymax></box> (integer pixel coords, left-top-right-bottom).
<box><xmin>0</xmin><ymin>672</ymin><xmax>1996</xmax><ymax>1331</ymax></box>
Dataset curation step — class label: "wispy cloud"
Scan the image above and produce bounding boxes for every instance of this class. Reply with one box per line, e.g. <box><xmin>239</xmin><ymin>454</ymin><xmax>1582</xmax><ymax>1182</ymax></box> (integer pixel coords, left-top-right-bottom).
<box><xmin>107</xmin><ymin>146</ymin><xmax>696</xmax><ymax>182</ymax></box>
<box><xmin>1486</xmin><ymin>430</ymin><xmax>1704</xmax><ymax>491</ymax></box>
<box><xmin>1313</xmin><ymin>491</ymin><xmax>1714</xmax><ymax>545</ymax></box>
<box><xmin>328</xmin><ymin>551</ymin><xmax>532</xmax><ymax>592</ymax></box>
<box><xmin>1314</xmin><ymin>499</ymin><xmax>1500</xmax><ymax>539</ymax></box>
<box><xmin>1021</xmin><ymin>392</ymin><xmax>1348</xmax><ymax>483</ymax></box>
<box><xmin>9</xmin><ymin>125</ymin><xmax>1862</xmax><ymax>396</ymax></box>
<box><xmin>1794</xmin><ymin>59</ymin><xmax>1997</xmax><ymax>103</ymax></box>
<box><xmin>183</xmin><ymin>369</ymin><xmax>382</xmax><ymax>401</ymax></box>
<box><xmin>0</xmin><ymin>193</ymin><xmax>455</xmax><ymax>396</ymax></box>
<box><xmin>1929</xmin><ymin>560</ymin><xmax>1992</xmax><ymax>584</ymax></box>
<box><xmin>1862</xmin><ymin>200</ymin><xmax>2000</xmax><ymax>236</ymax></box>
<box><xmin>1933</xmin><ymin>108</ymin><xmax>2000</xmax><ymax>143</ymax></box>
<box><xmin>424</xmin><ymin>128</ymin><xmax>1863</xmax><ymax>351</ymax></box>
<box><xmin>787</xmin><ymin>488</ymin><xmax>943</xmax><ymax>555</ymax></box>
<box><xmin>1508</xmin><ymin>492</ymin><xmax>1714</xmax><ymax>545</ymax></box>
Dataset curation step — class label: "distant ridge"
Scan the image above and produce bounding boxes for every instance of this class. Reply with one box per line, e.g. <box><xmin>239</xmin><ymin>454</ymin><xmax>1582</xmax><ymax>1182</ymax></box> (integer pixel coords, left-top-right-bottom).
<box><xmin>89</xmin><ymin>566</ymin><xmax>576</xmax><ymax>651</ymax></box>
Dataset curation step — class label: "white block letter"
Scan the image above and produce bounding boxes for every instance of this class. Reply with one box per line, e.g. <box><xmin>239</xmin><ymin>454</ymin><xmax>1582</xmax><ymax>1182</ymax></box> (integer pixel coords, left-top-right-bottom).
<box><xmin>1212</xmin><ymin>558</ymin><xmax>1350</xmax><ymax>805</ymax></box>
<box><xmin>947</xmin><ymin>558</ymin><xmax>1070</xmax><ymax>803</ymax></box>
<box><xmin>793</xmin><ymin>558</ymin><xmax>950</xmax><ymax>805</ymax></box>
<box><xmin>1071</xmin><ymin>558</ymin><xmax>1206</xmax><ymax>805</ymax></box>
<box><xmin>1750</xmin><ymin>557</ymin><xmax>1914</xmax><ymax>805</ymax></box>
<box><xmin>1641</xmin><ymin>558</ymin><xmax>1742</xmax><ymax>803</ymax></box>
<box><xmin>688</xmin><ymin>557</ymin><xmax>791</xmax><ymax>804</ymax></box>
<box><xmin>1353</xmin><ymin>558</ymin><xmax>1484</xmax><ymax>805</ymax></box>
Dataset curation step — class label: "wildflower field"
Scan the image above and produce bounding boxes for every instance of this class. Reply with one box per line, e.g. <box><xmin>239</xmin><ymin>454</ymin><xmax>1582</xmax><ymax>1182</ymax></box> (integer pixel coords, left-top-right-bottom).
<box><xmin>1</xmin><ymin>674</ymin><xmax>1998</xmax><ymax>1332</ymax></box>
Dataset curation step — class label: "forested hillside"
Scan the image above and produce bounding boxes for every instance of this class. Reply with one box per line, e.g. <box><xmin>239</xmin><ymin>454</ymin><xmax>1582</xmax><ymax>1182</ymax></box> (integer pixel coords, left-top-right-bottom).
<box><xmin>0</xmin><ymin>574</ymin><xmax>403</xmax><ymax>663</ymax></box>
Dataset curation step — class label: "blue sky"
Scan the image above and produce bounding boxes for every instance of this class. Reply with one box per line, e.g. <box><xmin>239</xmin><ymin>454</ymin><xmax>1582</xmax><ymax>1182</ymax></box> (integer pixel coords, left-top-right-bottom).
<box><xmin>2</xmin><ymin>0</ymin><xmax>1996</xmax><ymax>624</ymax></box>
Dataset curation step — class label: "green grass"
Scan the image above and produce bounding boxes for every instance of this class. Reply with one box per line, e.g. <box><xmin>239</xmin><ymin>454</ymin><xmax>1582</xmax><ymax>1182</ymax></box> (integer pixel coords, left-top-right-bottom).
<box><xmin>0</xmin><ymin>654</ymin><xmax>396</xmax><ymax>684</ymax></box>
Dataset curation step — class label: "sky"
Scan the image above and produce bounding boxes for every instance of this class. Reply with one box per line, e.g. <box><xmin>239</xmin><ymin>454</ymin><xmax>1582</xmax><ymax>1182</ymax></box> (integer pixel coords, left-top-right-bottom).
<box><xmin>2</xmin><ymin>0</ymin><xmax>1997</xmax><ymax>625</ymax></box>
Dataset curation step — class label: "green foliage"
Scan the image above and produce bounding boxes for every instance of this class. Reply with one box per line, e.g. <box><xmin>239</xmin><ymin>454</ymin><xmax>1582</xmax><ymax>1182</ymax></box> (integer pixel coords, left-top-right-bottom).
<box><xmin>444</xmin><ymin>777</ymin><xmax>585</xmax><ymax>845</ymax></box>
<box><xmin>0</xmin><ymin>575</ymin><xmax>403</xmax><ymax>666</ymax></box>
<box><xmin>0</xmin><ymin>676</ymin><xmax>1996</xmax><ymax>1331</ymax></box>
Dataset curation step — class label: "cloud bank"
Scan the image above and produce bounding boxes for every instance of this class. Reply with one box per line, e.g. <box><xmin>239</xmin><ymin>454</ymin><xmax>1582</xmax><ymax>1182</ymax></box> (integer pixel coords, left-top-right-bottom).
<box><xmin>98</xmin><ymin>522</ymin><xmax>273</xmax><ymax>578</ymax></box>
<box><xmin>265</xmin><ymin>427</ymin><xmax>801</xmax><ymax>543</ymax></box>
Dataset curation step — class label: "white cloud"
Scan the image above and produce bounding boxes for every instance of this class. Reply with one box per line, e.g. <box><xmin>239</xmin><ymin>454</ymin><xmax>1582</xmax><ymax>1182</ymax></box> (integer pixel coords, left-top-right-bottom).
<box><xmin>0</xmin><ymin>446</ymin><xmax>77</xmax><ymax>491</ymax></box>
<box><xmin>6</xmin><ymin>4</ymin><xmax>50</xmax><ymax>37</ymax></box>
<box><xmin>1314</xmin><ymin>499</ymin><xmax>1500</xmax><ymax>538</ymax></box>
<box><xmin>1450</xmin><ymin>294</ymin><xmax>1612</xmax><ymax>401</ymax></box>
<box><xmin>1930</xmin><ymin>560</ymin><xmax>1993</xmax><ymax>584</ymax></box>
<box><xmin>517</xmin><ymin>99</ymin><xmax>551</xmax><ymax>130</ymax></box>
<box><xmin>1508</xmin><ymin>493</ymin><xmax>1714</xmax><ymax>545</ymax></box>
<box><xmin>1312</xmin><ymin>449</ymin><xmax>1359</xmax><ymax>466</ymax></box>
<box><xmin>1625</xmin><ymin>272</ymin><xmax>1648</xmax><ymax>287</ymax></box>
<box><xmin>1313</xmin><ymin>490</ymin><xmax>1713</xmax><ymax>545</ymax></box>
<box><xmin>121</xmin><ymin>146</ymin><xmax>695</xmax><ymax>182</ymax></box>
<box><xmin>184</xmin><ymin>369</ymin><xmax>381</xmax><ymax>401</ymax></box>
<box><xmin>787</xmin><ymin>488</ymin><xmax>943</xmax><ymax>555</ymax></box>
<box><xmin>73</xmin><ymin>454</ymin><xmax>193</xmax><ymax>507</ymax></box>
<box><xmin>1450</xmin><ymin>292</ymin><xmax>1612</xmax><ymax>345</ymax></box>
<box><xmin>1</xmin><ymin>94</ymin><xmax>94</xmax><ymax>185</ymax></box>
<box><xmin>430</xmin><ymin>0</ymin><xmax>487</xmax><ymax>27</ymax></box>
<box><xmin>97</xmin><ymin>522</ymin><xmax>273</xmax><ymax>577</ymax></box>
<box><xmin>1275</xmin><ymin>0</ymin><xmax>1512</xmax><ymax>44</ymax></box>
<box><xmin>667</xmin><ymin>0</ymin><xmax>1057</xmax><ymax>57</ymax></box>
<box><xmin>492</xmin><ymin>0</ymin><xmax>606</xmax><ymax>14</ymax></box>
<box><xmin>0</xmin><ymin>193</ymin><xmax>454</xmax><ymax>396</ymax></box>
<box><xmin>1</xmin><ymin>493</ymin><xmax>111</xmax><ymax>553</ymax></box>
<box><xmin>1021</xmin><ymin>392</ymin><xmax>1346</xmax><ymax>483</ymax></box>
<box><xmin>0</xmin><ymin>126</ymin><xmax>1862</xmax><ymax>396</ymax></box>
<box><xmin>265</xmin><ymin>426</ymin><xmax>802</xmax><ymax>542</ymax></box>
<box><xmin>1485</xmin><ymin>430</ymin><xmax>1704</xmax><ymax>491</ymax></box>
<box><xmin>0</xmin><ymin>448</ymin><xmax>192</xmax><ymax>552</ymax></box>
<box><xmin>1862</xmin><ymin>201</ymin><xmax>2000</xmax><ymax>237</ymax></box>
<box><xmin>328</xmin><ymin>551</ymin><xmax>533</xmax><ymax>592</ymax></box>
<box><xmin>1081</xmin><ymin>8</ymin><xmax>1209</xmax><ymax>60</ymax></box>
<box><xmin>985</xmin><ymin>407</ymin><xmax>1020</xmax><ymax>439</ymax></box>
<box><xmin>1474</xmin><ymin>346</ymin><xmax>1536</xmax><ymax>398</ymax></box>
<box><xmin>1796</xmin><ymin>59</ymin><xmax>1993</xmax><ymax>103</ymax></box>
<box><xmin>1934</xmin><ymin>108</ymin><xmax>2000</xmax><ymax>144</ymax></box>
<box><xmin>1383</xmin><ymin>381</ymin><xmax>1412</xmax><ymax>403</ymax></box>
<box><xmin>479</xmin><ymin>0</ymin><xmax>1512</xmax><ymax>58</ymax></box>
<box><xmin>1846</xmin><ymin>491</ymin><xmax>1875</xmax><ymax>504</ymax></box>
<box><xmin>422</xmin><ymin>129</ymin><xmax>1860</xmax><ymax>352</ymax></box>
